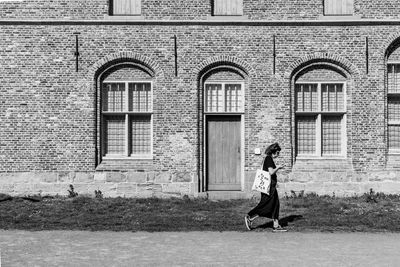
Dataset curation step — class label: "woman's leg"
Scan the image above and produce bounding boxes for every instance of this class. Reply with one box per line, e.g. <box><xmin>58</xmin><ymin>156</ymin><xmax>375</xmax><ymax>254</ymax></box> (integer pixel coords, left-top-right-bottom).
<box><xmin>248</xmin><ymin>192</ymin><xmax>270</xmax><ymax>218</ymax></box>
<box><xmin>271</xmin><ymin>192</ymin><xmax>287</xmax><ymax>231</ymax></box>
<box><xmin>245</xmin><ymin>193</ymin><xmax>268</xmax><ymax>230</ymax></box>
<box><xmin>271</xmin><ymin>190</ymin><xmax>280</xmax><ymax>222</ymax></box>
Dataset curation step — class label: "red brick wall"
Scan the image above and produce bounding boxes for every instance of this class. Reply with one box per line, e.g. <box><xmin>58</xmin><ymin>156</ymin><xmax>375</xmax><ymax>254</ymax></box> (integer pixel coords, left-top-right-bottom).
<box><xmin>1</xmin><ymin>0</ymin><xmax>400</xmax><ymax>197</ymax></box>
<box><xmin>0</xmin><ymin>24</ymin><xmax>391</xmax><ymax>171</ymax></box>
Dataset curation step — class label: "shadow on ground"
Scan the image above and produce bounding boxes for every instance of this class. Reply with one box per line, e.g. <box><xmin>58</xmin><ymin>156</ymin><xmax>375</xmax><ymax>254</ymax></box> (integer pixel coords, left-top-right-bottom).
<box><xmin>255</xmin><ymin>215</ymin><xmax>304</xmax><ymax>229</ymax></box>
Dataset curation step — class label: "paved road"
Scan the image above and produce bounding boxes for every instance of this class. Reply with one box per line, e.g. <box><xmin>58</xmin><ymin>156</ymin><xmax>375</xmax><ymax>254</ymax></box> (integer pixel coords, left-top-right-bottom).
<box><xmin>0</xmin><ymin>230</ymin><xmax>399</xmax><ymax>266</ymax></box>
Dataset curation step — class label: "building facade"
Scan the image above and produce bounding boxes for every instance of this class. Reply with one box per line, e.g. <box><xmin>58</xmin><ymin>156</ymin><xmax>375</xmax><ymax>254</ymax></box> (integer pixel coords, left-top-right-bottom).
<box><xmin>1</xmin><ymin>0</ymin><xmax>400</xmax><ymax>198</ymax></box>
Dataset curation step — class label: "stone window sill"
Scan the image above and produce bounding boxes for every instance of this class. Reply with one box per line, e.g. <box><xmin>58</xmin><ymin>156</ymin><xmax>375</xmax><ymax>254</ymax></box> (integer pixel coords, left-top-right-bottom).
<box><xmin>96</xmin><ymin>158</ymin><xmax>153</xmax><ymax>171</ymax></box>
<box><xmin>388</xmin><ymin>150</ymin><xmax>400</xmax><ymax>155</ymax></box>
<box><xmin>104</xmin><ymin>15</ymin><xmax>144</xmax><ymax>20</ymax></box>
<box><xmin>387</xmin><ymin>153</ymin><xmax>400</xmax><ymax>169</ymax></box>
<box><xmin>319</xmin><ymin>15</ymin><xmax>361</xmax><ymax>20</ymax></box>
<box><xmin>293</xmin><ymin>158</ymin><xmax>352</xmax><ymax>171</ymax></box>
<box><xmin>102</xmin><ymin>155</ymin><xmax>153</xmax><ymax>160</ymax></box>
<box><xmin>207</xmin><ymin>15</ymin><xmax>248</xmax><ymax>21</ymax></box>
<box><xmin>296</xmin><ymin>155</ymin><xmax>346</xmax><ymax>160</ymax></box>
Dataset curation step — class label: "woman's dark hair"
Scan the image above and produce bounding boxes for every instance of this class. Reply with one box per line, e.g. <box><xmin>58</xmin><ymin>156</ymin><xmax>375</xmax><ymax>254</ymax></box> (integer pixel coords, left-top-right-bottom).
<box><xmin>265</xmin><ymin>143</ymin><xmax>281</xmax><ymax>156</ymax></box>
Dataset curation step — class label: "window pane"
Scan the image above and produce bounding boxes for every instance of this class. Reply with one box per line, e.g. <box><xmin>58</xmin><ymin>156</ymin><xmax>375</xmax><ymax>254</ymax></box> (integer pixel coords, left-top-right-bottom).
<box><xmin>130</xmin><ymin>115</ymin><xmax>151</xmax><ymax>155</ymax></box>
<box><xmin>388</xmin><ymin>64</ymin><xmax>400</xmax><ymax>94</ymax></box>
<box><xmin>322</xmin><ymin>84</ymin><xmax>344</xmax><ymax>111</ymax></box>
<box><xmin>205</xmin><ymin>84</ymin><xmax>223</xmax><ymax>112</ymax></box>
<box><xmin>225</xmin><ymin>84</ymin><xmax>243</xmax><ymax>112</ymax></box>
<box><xmin>322</xmin><ymin>115</ymin><xmax>342</xmax><ymax>155</ymax></box>
<box><xmin>296</xmin><ymin>116</ymin><xmax>316</xmax><ymax>155</ymax></box>
<box><xmin>388</xmin><ymin>97</ymin><xmax>400</xmax><ymax>121</ymax></box>
<box><xmin>295</xmin><ymin>84</ymin><xmax>318</xmax><ymax>112</ymax></box>
<box><xmin>105</xmin><ymin>116</ymin><xmax>125</xmax><ymax>155</ymax></box>
<box><xmin>129</xmin><ymin>83</ymin><xmax>151</xmax><ymax>112</ymax></box>
<box><xmin>389</xmin><ymin>125</ymin><xmax>400</xmax><ymax>149</ymax></box>
<box><xmin>102</xmin><ymin>83</ymin><xmax>126</xmax><ymax>112</ymax></box>
<box><xmin>113</xmin><ymin>0</ymin><xmax>141</xmax><ymax>15</ymax></box>
<box><xmin>389</xmin><ymin>96</ymin><xmax>400</xmax><ymax>150</ymax></box>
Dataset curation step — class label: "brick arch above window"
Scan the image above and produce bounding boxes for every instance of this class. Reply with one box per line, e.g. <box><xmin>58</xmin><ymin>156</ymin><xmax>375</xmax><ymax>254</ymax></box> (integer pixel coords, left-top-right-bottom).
<box><xmin>294</xmin><ymin>63</ymin><xmax>349</xmax><ymax>83</ymax></box>
<box><xmin>88</xmin><ymin>52</ymin><xmax>162</xmax><ymax>80</ymax></box>
<box><xmin>196</xmin><ymin>55</ymin><xmax>253</xmax><ymax>81</ymax></box>
<box><xmin>289</xmin><ymin>53</ymin><xmax>358</xmax><ymax>80</ymax></box>
<box><xmin>101</xmin><ymin>63</ymin><xmax>154</xmax><ymax>82</ymax></box>
<box><xmin>202</xmin><ymin>67</ymin><xmax>246</xmax><ymax>82</ymax></box>
<box><xmin>385</xmin><ymin>35</ymin><xmax>400</xmax><ymax>61</ymax></box>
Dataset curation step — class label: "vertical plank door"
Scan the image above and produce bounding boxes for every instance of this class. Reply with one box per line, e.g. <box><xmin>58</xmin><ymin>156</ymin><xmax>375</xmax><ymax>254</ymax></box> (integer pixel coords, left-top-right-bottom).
<box><xmin>206</xmin><ymin>115</ymin><xmax>241</xmax><ymax>191</ymax></box>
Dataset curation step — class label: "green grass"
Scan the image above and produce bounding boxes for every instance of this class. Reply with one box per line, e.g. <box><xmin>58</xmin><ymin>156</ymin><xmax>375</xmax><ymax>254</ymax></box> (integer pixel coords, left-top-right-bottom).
<box><xmin>1</xmin><ymin>191</ymin><xmax>400</xmax><ymax>232</ymax></box>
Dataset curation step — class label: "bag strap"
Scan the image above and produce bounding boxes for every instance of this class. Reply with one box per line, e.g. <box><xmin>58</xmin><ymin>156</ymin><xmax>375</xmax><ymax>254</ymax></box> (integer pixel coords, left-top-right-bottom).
<box><xmin>261</xmin><ymin>156</ymin><xmax>266</xmax><ymax>169</ymax></box>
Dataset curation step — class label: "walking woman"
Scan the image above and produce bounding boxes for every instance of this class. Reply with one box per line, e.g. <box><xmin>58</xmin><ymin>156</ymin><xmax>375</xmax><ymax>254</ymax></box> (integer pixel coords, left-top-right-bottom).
<box><xmin>245</xmin><ymin>143</ymin><xmax>287</xmax><ymax>232</ymax></box>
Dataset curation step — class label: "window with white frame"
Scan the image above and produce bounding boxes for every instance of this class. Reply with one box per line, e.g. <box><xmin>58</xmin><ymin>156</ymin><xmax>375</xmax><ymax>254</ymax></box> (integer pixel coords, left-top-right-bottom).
<box><xmin>387</xmin><ymin>64</ymin><xmax>400</xmax><ymax>151</ymax></box>
<box><xmin>205</xmin><ymin>82</ymin><xmax>244</xmax><ymax>113</ymax></box>
<box><xmin>213</xmin><ymin>0</ymin><xmax>243</xmax><ymax>16</ymax></box>
<box><xmin>102</xmin><ymin>81</ymin><xmax>152</xmax><ymax>157</ymax></box>
<box><xmin>324</xmin><ymin>0</ymin><xmax>354</xmax><ymax>16</ymax></box>
<box><xmin>295</xmin><ymin>83</ymin><xmax>346</xmax><ymax>157</ymax></box>
<box><xmin>111</xmin><ymin>0</ymin><xmax>141</xmax><ymax>15</ymax></box>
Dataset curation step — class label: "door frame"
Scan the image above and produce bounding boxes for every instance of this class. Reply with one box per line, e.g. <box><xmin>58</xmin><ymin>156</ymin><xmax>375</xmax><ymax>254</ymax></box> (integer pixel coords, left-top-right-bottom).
<box><xmin>203</xmin><ymin>113</ymin><xmax>245</xmax><ymax>191</ymax></box>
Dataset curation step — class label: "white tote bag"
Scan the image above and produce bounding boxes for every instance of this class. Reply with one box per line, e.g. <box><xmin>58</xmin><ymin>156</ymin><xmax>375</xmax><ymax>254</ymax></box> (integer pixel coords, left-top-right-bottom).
<box><xmin>251</xmin><ymin>158</ymin><xmax>271</xmax><ymax>195</ymax></box>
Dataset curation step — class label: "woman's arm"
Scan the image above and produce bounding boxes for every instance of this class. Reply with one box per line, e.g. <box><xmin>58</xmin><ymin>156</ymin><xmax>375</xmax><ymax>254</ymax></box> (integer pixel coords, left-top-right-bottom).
<box><xmin>268</xmin><ymin>165</ymin><xmax>285</xmax><ymax>176</ymax></box>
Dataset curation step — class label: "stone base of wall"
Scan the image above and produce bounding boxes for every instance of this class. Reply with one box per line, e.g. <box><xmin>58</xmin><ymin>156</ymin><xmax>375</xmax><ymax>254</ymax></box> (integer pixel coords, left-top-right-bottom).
<box><xmin>1</xmin><ymin>170</ymin><xmax>400</xmax><ymax>198</ymax></box>
<box><xmin>245</xmin><ymin>169</ymin><xmax>400</xmax><ymax>197</ymax></box>
<box><xmin>0</xmin><ymin>171</ymin><xmax>196</xmax><ymax>198</ymax></box>
<box><xmin>281</xmin><ymin>170</ymin><xmax>400</xmax><ymax>197</ymax></box>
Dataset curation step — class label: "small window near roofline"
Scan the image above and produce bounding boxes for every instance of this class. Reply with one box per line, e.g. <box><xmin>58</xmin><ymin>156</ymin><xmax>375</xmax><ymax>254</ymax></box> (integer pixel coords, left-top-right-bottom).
<box><xmin>109</xmin><ymin>0</ymin><xmax>141</xmax><ymax>16</ymax></box>
<box><xmin>213</xmin><ymin>0</ymin><xmax>243</xmax><ymax>16</ymax></box>
<box><xmin>324</xmin><ymin>0</ymin><xmax>354</xmax><ymax>16</ymax></box>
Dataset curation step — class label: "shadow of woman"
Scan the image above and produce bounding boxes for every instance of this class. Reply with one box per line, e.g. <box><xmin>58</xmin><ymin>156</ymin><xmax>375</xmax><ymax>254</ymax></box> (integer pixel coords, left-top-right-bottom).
<box><xmin>255</xmin><ymin>215</ymin><xmax>303</xmax><ymax>229</ymax></box>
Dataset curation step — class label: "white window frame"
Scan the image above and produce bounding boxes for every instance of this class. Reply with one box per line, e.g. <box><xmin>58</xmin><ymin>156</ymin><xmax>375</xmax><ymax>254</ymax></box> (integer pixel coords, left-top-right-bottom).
<box><xmin>111</xmin><ymin>0</ymin><xmax>142</xmax><ymax>16</ymax></box>
<box><xmin>101</xmin><ymin>80</ymin><xmax>153</xmax><ymax>159</ymax></box>
<box><xmin>204</xmin><ymin>81</ymin><xmax>245</xmax><ymax>114</ymax></box>
<box><xmin>387</xmin><ymin>62</ymin><xmax>400</xmax><ymax>154</ymax></box>
<box><xmin>324</xmin><ymin>0</ymin><xmax>354</xmax><ymax>16</ymax></box>
<box><xmin>295</xmin><ymin>81</ymin><xmax>347</xmax><ymax>159</ymax></box>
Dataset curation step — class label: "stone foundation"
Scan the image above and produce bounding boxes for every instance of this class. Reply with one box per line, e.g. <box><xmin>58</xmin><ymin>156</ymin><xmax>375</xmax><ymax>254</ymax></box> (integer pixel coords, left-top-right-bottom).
<box><xmin>246</xmin><ymin>169</ymin><xmax>400</xmax><ymax>198</ymax></box>
<box><xmin>280</xmin><ymin>170</ymin><xmax>400</xmax><ymax>197</ymax></box>
<box><xmin>1</xmin><ymin>170</ymin><xmax>400</xmax><ymax>198</ymax></box>
<box><xmin>0</xmin><ymin>172</ymin><xmax>195</xmax><ymax>198</ymax></box>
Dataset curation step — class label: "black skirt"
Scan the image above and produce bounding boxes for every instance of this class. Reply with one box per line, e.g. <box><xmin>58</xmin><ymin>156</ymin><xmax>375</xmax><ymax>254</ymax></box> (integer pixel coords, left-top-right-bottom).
<box><xmin>248</xmin><ymin>185</ymin><xmax>280</xmax><ymax>219</ymax></box>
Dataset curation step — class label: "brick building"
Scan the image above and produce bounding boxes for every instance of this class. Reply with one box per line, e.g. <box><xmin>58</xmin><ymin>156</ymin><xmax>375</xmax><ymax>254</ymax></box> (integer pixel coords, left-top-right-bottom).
<box><xmin>1</xmin><ymin>0</ymin><xmax>400</xmax><ymax>198</ymax></box>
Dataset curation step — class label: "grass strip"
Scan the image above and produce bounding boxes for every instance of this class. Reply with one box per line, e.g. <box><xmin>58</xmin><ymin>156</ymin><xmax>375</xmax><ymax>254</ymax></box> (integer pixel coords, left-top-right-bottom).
<box><xmin>1</xmin><ymin>191</ymin><xmax>400</xmax><ymax>232</ymax></box>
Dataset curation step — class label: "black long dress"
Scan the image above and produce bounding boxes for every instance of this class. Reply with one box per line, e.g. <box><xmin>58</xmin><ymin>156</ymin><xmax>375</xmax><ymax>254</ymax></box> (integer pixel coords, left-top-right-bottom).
<box><xmin>248</xmin><ymin>155</ymin><xmax>280</xmax><ymax>219</ymax></box>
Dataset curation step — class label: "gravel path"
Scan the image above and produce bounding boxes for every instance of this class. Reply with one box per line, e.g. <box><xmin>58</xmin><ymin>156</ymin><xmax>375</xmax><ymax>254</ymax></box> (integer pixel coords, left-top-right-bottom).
<box><xmin>1</xmin><ymin>230</ymin><xmax>399</xmax><ymax>266</ymax></box>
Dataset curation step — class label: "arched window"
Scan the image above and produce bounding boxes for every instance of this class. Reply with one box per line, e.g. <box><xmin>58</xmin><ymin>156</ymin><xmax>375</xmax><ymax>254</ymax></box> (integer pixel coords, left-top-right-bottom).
<box><xmin>387</xmin><ymin>49</ymin><xmax>400</xmax><ymax>153</ymax></box>
<box><xmin>204</xmin><ymin>68</ymin><xmax>244</xmax><ymax>113</ymax></box>
<box><xmin>100</xmin><ymin>63</ymin><xmax>153</xmax><ymax>158</ymax></box>
<box><xmin>294</xmin><ymin>65</ymin><xmax>347</xmax><ymax>158</ymax></box>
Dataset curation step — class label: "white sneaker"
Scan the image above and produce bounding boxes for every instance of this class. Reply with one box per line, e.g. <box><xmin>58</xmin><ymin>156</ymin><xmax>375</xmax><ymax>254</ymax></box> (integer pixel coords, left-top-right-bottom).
<box><xmin>244</xmin><ymin>216</ymin><xmax>252</xmax><ymax>231</ymax></box>
<box><xmin>272</xmin><ymin>225</ymin><xmax>288</xmax><ymax>232</ymax></box>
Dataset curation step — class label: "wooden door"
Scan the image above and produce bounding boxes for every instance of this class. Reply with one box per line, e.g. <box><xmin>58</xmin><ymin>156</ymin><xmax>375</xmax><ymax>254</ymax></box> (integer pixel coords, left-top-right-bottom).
<box><xmin>206</xmin><ymin>115</ymin><xmax>241</xmax><ymax>191</ymax></box>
